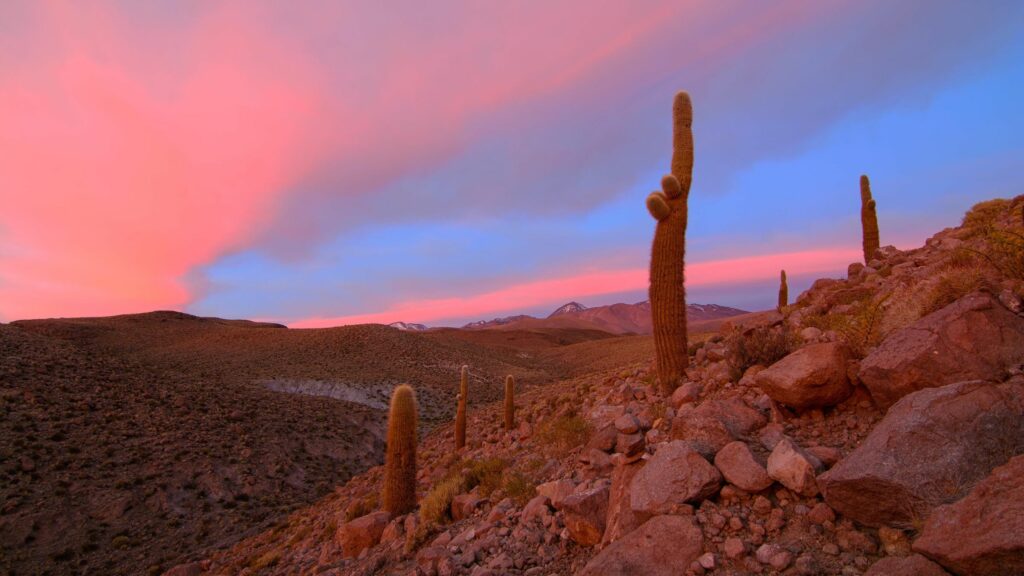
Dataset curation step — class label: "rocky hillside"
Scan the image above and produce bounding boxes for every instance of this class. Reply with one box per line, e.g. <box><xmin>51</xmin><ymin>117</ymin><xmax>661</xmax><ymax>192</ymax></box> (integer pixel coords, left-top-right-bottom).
<box><xmin>0</xmin><ymin>313</ymin><xmax>645</xmax><ymax>576</ymax></box>
<box><xmin>179</xmin><ymin>196</ymin><xmax>1023</xmax><ymax>576</ymax></box>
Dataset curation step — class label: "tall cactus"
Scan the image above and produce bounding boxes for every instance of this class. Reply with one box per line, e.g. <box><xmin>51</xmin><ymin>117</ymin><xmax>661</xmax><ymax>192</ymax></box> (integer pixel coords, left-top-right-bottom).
<box><xmin>860</xmin><ymin>175</ymin><xmax>880</xmax><ymax>264</ymax></box>
<box><xmin>646</xmin><ymin>91</ymin><xmax>692</xmax><ymax>395</ymax></box>
<box><xmin>778</xmin><ymin>270</ymin><xmax>788</xmax><ymax>310</ymax></box>
<box><xmin>503</xmin><ymin>375</ymin><xmax>515</xmax><ymax>431</ymax></box>
<box><xmin>382</xmin><ymin>384</ymin><xmax>418</xmax><ymax>516</ymax></box>
<box><xmin>455</xmin><ymin>366</ymin><xmax>468</xmax><ymax>449</ymax></box>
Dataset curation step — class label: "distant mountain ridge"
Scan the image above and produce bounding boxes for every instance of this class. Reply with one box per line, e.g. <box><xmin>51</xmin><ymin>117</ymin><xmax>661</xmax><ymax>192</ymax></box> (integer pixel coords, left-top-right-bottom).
<box><xmin>388</xmin><ymin>321</ymin><xmax>428</xmax><ymax>331</ymax></box>
<box><xmin>463</xmin><ymin>300</ymin><xmax>748</xmax><ymax>334</ymax></box>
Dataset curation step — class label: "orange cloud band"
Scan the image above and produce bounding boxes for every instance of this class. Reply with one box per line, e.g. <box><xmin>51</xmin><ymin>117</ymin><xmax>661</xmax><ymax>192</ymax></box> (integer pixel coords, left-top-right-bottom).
<box><xmin>290</xmin><ymin>246</ymin><xmax>861</xmax><ymax>328</ymax></box>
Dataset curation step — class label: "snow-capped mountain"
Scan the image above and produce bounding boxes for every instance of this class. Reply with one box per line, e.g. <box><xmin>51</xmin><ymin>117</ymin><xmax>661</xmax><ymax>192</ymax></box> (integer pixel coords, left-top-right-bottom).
<box><xmin>388</xmin><ymin>321</ymin><xmax>428</xmax><ymax>331</ymax></box>
<box><xmin>547</xmin><ymin>302</ymin><xmax>589</xmax><ymax>317</ymax></box>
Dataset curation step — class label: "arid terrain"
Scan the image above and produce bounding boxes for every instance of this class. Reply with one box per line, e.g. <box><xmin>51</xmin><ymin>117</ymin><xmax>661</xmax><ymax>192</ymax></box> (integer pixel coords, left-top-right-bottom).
<box><xmin>170</xmin><ymin>195</ymin><xmax>1022</xmax><ymax>576</ymax></box>
<box><xmin>0</xmin><ymin>302</ymin><xmax>738</xmax><ymax>575</ymax></box>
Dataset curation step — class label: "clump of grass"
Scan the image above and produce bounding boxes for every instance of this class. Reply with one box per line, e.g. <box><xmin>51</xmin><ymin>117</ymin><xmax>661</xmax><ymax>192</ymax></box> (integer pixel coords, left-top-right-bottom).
<box><xmin>249</xmin><ymin>550</ymin><xmax>281</xmax><ymax>570</ymax></box>
<box><xmin>502</xmin><ymin>472</ymin><xmax>536</xmax><ymax>505</ymax></box>
<box><xmin>462</xmin><ymin>457</ymin><xmax>505</xmax><ymax>497</ymax></box>
<box><xmin>920</xmin><ymin>264</ymin><xmax>994</xmax><ymax>316</ymax></box>
<box><xmin>728</xmin><ymin>326</ymin><xmax>799</xmax><ymax>379</ymax></box>
<box><xmin>803</xmin><ymin>296</ymin><xmax>889</xmax><ymax>358</ymax></box>
<box><xmin>344</xmin><ymin>493</ymin><xmax>379</xmax><ymax>521</ymax></box>
<box><xmin>534</xmin><ymin>415</ymin><xmax>592</xmax><ymax>455</ymax></box>
<box><xmin>960</xmin><ymin>198</ymin><xmax>1024</xmax><ymax>280</ymax></box>
<box><xmin>419</xmin><ymin>476</ymin><xmax>465</xmax><ymax>526</ymax></box>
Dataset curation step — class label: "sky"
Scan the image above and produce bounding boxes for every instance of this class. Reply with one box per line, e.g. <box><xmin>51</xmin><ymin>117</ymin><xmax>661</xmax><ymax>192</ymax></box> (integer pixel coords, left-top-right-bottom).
<box><xmin>1</xmin><ymin>1</ymin><xmax>1022</xmax><ymax>327</ymax></box>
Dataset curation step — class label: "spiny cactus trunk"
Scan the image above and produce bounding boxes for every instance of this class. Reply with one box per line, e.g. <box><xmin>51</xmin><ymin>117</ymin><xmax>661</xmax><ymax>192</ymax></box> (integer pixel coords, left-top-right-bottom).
<box><xmin>455</xmin><ymin>366</ymin><xmax>468</xmax><ymax>449</ymax></box>
<box><xmin>503</xmin><ymin>375</ymin><xmax>515</xmax><ymax>431</ymax></box>
<box><xmin>778</xmin><ymin>270</ymin><xmax>788</xmax><ymax>310</ymax></box>
<box><xmin>860</xmin><ymin>175</ymin><xmax>880</xmax><ymax>264</ymax></box>
<box><xmin>647</xmin><ymin>91</ymin><xmax>692</xmax><ymax>395</ymax></box>
<box><xmin>382</xmin><ymin>384</ymin><xmax>418</xmax><ymax>516</ymax></box>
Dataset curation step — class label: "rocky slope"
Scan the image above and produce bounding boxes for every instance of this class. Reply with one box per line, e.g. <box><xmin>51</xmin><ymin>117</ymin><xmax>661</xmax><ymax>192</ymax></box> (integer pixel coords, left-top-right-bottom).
<box><xmin>180</xmin><ymin>196</ymin><xmax>1023</xmax><ymax>576</ymax></box>
<box><xmin>0</xmin><ymin>313</ymin><xmax>644</xmax><ymax>575</ymax></box>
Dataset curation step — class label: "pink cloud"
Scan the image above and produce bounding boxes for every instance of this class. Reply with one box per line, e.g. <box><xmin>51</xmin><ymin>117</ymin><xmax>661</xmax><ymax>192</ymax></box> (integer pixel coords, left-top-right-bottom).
<box><xmin>289</xmin><ymin>246</ymin><xmax>861</xmax><ymax>328</ymax></box>
<box><xmin>0</xmin><ymin>3</ymin><xmax>326</xmax><ymax>320</ymax></box>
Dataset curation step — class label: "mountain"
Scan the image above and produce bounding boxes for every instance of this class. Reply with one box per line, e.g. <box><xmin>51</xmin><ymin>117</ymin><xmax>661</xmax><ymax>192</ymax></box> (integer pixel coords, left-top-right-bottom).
<box><xmin>548</xmin><ymin>301</ymin><xmax>589</xmax><ymax>317</ymax></box>
<box><xmin>462</xmin><ymin>314</ymin><xmax>532</xmax><ymax>329</ymax></box>
<box><xmin>464</xmin><ymin>300</ymin><xmax>748</xmax><ymax>334</ymax></box>
<box><xmin>388</xmin><ymin>321</ymin><xmax>428</xmax><ymax>331</ymax></box>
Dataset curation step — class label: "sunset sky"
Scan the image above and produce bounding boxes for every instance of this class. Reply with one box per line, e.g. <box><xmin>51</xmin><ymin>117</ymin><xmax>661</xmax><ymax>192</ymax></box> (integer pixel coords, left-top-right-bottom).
<box><xmin>1</xmin><ymin>1</ymin><xmax>1022</xmax><ymax>327</ymax></box>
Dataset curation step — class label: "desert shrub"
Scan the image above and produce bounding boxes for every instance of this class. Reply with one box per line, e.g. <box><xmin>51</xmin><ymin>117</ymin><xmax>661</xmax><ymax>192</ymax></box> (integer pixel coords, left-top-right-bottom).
<box><xmin>344</xmin><ymin>493</ymin><xmax>379</xmax><ymax>521</ymax></box>
<box><xmin>249</xmin><ymin>550</ymin><xmax>281</xmax><ymax>570</ymax></box>
<box><xmin>462</xmin><ymin>458</ymin><xmax>505</xmax><ymax>497</ymax></box>
<box><xmin>419</xmin><ymin>475</ymin><xmax>465</xmax><ymax>526</ymax></box>
<box><xmin>502</xmin><ymin>472</ymin><xmax>536</xmax><ymax>505</ymax></box>
<box><xmin>728</xmin><ymin>326</ymin><xmax>799</xmax><ymax>380</ymax></box>
<box><xmin>804</xmin><ymin>296</ymin><xmax>889</xmax><ymax>358</ymax></box>
<box><xmin>960</xmin><ymin>198</ymin><xmax>1024</xmax><ymax>279</ymax></box>
<box><xmin>920</xmin><ymin>264</ymin><xmax>994</xmax><ymax>316</ymax></box>
<box><xmin>535</xmin><ymin>415</ymin><xmax>592</xmax><ymax>455</ymax></box>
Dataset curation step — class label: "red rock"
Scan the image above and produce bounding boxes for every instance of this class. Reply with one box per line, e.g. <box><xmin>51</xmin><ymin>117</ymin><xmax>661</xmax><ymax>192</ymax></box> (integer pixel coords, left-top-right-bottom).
<box><xmin>601</xmin><ymin>459</ymin><xmax>643</xmax><ymax>545</ymax></box>
<box><xmin>614</xmin><ymin>414</ymin><xmax>640</xmax><ymax>434</ymax></box>
<box><xmin>586</xmin><ymin>423</ymin><xmax>618</xmax><ymax>453</ymax></box>
<box><xmin>754</xmin><ymin>342</ymin><xmax>852</xmax><ymax>410</ymax></box>
<box><xmin>714</xmin><ymin>441</ymin><xmax>772</xmax><ymax>492</ymax></box>
<box><xmin>577</xmin><ymin>448</ymin><xmax>612</xmax><ymax>476</ymax></box>
<box><xmin>630</xmin><ymin>441</ymin><xmax>721</xmax><ymax>518</ymax></box>
<box><xmin>670</xmin><ymin>399</ymin><xmax>766</xmax><ymax>456</ymax></box>
<box><xmin>416</xmin><ymin>546</ymin><xmax>454</xmax><ymax>576</ymax></box>
<box><xmin>766</xmin><ymin>439</ymin><xmax>819</xmax><ymax>497</ymax></box>
<box><xmin>806</xmin><ymin>502</ymin><xmax>835</xmax><ymax>525</ymax></box>
<box><xmin>859</xmin><ymin>293</ymin><xmax>1024</xmax><ymax>408</ymax></box>
<box><xmin>536</xmin><ymin>479</ymin><xmax>576</xmax><ymax>510</ymax></box>
<box><xmin>913</xmin><ymin>455</ymin><xmax>1024</xmax><ymax>576</ymax></box>
<box><xmin>561</xmin><ymin>484</ymin><xmax>610</xmax><ymax>546</ymax></box>
<box><xmin>521</xmin><ymin>495</ymin><xmax>552</xmax><ymax>523</ymax></box>
<box><xmin>615</xmin><ymin>432</ymin><xmax>645</xmax><ymax>457</ymax></box>
<box><xmin>670</xmin><ymin>382</ymin><xmax>702</xmax><ymax>408</ymax></box>
<box><xmin>579</xmin><ymin>515</ymin><xmax>704</xmax><ymax>576</ymax></box>
<box><xmin>864</xmin><ymin>555</ymin><xmax>949</xmax><ymax>576</ymax></box>
<box><xmin>451</xmin><ymin>493</ymin><xmax>484</xmax><ymax>521</ymax></box>
<box><xmin>337</xmin><ymin>510</ymin><xmax>390</xmax><ymax>558</ymax></box>
<box><xmin>819</xmin><ymin>379</ymin><xmax>1024</xmax><ymax>527</ymax></box>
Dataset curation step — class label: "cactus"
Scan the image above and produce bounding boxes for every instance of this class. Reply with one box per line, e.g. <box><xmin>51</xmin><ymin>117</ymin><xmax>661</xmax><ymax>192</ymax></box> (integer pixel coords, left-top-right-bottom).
<box><xmin>455</xmin><ymin>366</ymin><xmax>468</xmax><ymax>449</ymax></box>
<box><xmin>646</xmin><ymin>91</ymin><xmax>692</xmax><ymax>395</ymax></box>
<box><xmin>778</xmin><ymin>270</ymin><xmax>788</xmax><ymax>310</ymax></box>
<box><xmin>860</xmin><ymin>175</ymin><xmax>880</xmax><ymax>264</ymax></box>
<box><xmin>382</xmin><ymin>384</ymin><xmax>418</xmax><ymax>516</ymax></box>
<box><xmin>503</xmin><ymin>375</ymin><xmax>515</xmax><ymax>431</ymax></box>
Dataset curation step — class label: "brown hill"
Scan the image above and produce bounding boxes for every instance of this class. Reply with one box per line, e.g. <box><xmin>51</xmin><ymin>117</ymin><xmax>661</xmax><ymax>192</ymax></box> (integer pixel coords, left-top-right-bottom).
<box><xmin>0</xmin><ymin>311</ymin><xmax>624</xmax><ymax>575</ymax></box>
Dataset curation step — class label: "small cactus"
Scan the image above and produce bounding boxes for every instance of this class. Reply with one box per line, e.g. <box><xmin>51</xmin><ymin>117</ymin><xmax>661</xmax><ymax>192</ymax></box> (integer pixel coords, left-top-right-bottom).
<box><xmin>455</xmin><ymin>366</ymin><xmax>468</xmax><ymax>449</ymax></box>
<box><xmin>503</xmin><ymin>375</ymin><xmax>515</xmax><ymax>431</ymax></box>
<box><xmin>860</xmin><ymin>175</ymin><xmax>880</xmax><ymax>264</ymax></box>
<box><xmin>778</xmin><ymin>270</ymin><xmax>788</xmax><ymax>310</ymax></box>
<box><xmin>646</xmin><ymin>91</ymin><xmax>692</xmax><ymax>395</ymax></box>
<box><xmin>382</xmin><ymin>384</ymin><xmax>418</xmax><ymax>516</ymax></box>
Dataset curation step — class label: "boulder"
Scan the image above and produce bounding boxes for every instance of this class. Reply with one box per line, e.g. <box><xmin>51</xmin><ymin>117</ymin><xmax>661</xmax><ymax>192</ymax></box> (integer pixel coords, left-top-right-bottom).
<box><xmin>864</xmin><ymin>555</ymin><xmax>949</xmax><ymax>576</ymax></box>
<box><xmin>521</xmin><ymin>495</ymin><xmax>552</xmax><ymax>523</ymax></box>
<box><xmin>754</xmin><ymin>342</ymin><xmax>852</xmax><ymax>410</ymax></box>
<box><xmin>536</xmin><ymin>479</ymin><xmax>576</xmax><ymax>510</ymax></box>
<box><xmin>714</xmin><ymin>441</ymin><xmax>773</xmax><ymax>492</ymax></box>
<box><xmin>601</xmin><ymin>459</ymin><xmax>643</xmax><ymax>545</ymax></box>
<box><xmin>818</xmin><ymin>379</ymin><xmax>1024</xmax><ymax>527</ymax></box>
<box><xmin>630</xmin><ymin>441</ymin><xmax>721</xmax><ymax>518</ymax></box>
<box><xmin>913</xmin><ymin>455</ymin><xmax>1024</xmax><ymax>575</ymax></box>
<box><xmin>451</xmin><ymin>493</ymin><xmax>484</xmax><ymax>521</ymax></box>
<box><xmin>580</xmin><ymin>515</ymin><xmax>704</xmax><ymax>576</ymax></box>
<box><xmin>614</xmin><ymin>414</ymin><xmax>640</xmax><ymax>434</ymax></box>
<box><xmin>337</xmin><ymin>511</ymin><xmax>390</xmax><ymax>558</ymax></box>
<box><xmin>670</xmin><ymin>382</ymin><xmax>702</xmax><ymax>408</ymax></box>
<box><xmin>561</xmin><ymin>484</ymin><xmax>610</xmax><ymax>546</ymax></box>
<box><xmin>670</xmin><ymin>399</ymin><xmax>766</xmax><ymax>456</ymax></box>
<box><xmin>767</xmin><ymin>438</ymin><xmax>820</xmax><ymax>497</ymax></box>
<box><xmin>859</xmin><ymin>293</ymin><xmax>1024</xmax><ymax>408</ymax></box>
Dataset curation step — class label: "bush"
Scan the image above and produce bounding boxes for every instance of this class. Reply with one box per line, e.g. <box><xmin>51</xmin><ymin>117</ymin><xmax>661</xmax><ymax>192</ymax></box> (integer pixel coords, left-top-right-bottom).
<box><xmin>920</xmin><ymin>264</ymin><xmax>993</xmax><ymax>316</ymax></box>
<box><xmin>728</xmin><ymin>327</ymin><xmax>798</xmax><ymax>380</ymax></box>
<box><xmin>502</xmin><ymin>472</ymin><xmax>536</xmax><ymax>505</ymax></box>
<box><xmin>462</xmin><ymin>458</ymin><xmax>505</xmax><ymax>497</ymax></box>
<box><xmin>535</xmin><ymin>415</ymin><xmax>591</xmax><ymax>455</ymax></box>
<box><xmin>419</xmin><ymin>476</ymin><xmax>465</xmax><ymax>526</ymax></box>
<box><xmin>961</xmin><ymin>198</ymin><xmax>1024</xmax><ymax>280</ymax></box>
